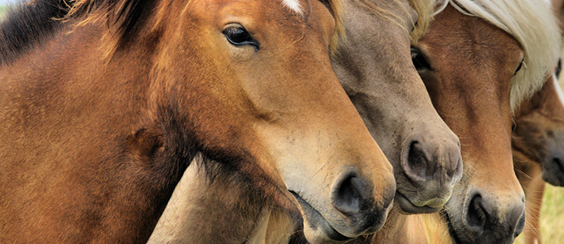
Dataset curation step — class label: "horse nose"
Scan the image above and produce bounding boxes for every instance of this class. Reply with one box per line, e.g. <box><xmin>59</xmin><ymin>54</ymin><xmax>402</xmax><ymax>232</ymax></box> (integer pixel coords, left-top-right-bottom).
<box><xmin>332</xmin><ymin>175</ymin><xmax>372</xmax><ymax>214</ymax></box>
<box><xmin>513</xmin><ymin>207</ymin><xmax>527</xmax><ymax>238</ymax></box>
<box><xmin>464</xmin><ymin>192</ymin><xmax>526</xmax><ymax>242</ymax></box>
<box><xmin>402</xmin><ymin>135</ymin><xmax>463</xmax><ymax>184</ymax></box>
<box><xmin>542</xmin><ymin>132</ymin><xmax>564</xmax><ymax>186</ymax></box>
<box><xmin>400</xmin><ymin>134</ymin><xmax>463</xmax><ymax>204</ymax></box>
<box><xmin>331</xmin><ymin>172</ymin><xmax>394</xmax><ymax>233</ymax></box>
<box><xmin>542</xmin><ymin>154</ymin><xmax>564</xmax><ymax>186</ymax></box>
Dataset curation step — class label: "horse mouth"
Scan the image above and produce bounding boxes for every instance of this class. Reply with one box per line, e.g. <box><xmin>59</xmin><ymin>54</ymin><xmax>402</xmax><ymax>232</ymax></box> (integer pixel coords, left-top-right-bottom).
<box><xmin>290</xmin><ymin>191</ymin><xmax>352</xmax><ymax>242</ymax></box>
<box><xmin>395</xmin><ymin>191</ymin><xmax>441</xmax><ymax>214</ymax></box>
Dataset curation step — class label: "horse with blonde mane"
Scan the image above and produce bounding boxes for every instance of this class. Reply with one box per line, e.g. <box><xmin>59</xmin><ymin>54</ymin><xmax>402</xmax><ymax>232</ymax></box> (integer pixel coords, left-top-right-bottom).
<box><xmin>410</xmin><ymin>0</ymin><xmax>560</xmax><ymax>243</ymax></box>
<box><xmin>0</xmin><ymin>0</ymin><xmax>398</xmax><ymax>242</ymax></box>
<box><xmin>415</xmin><ymin>71</ymin><xmax>564</xmax><ymax>244</ymax></box>
<box><xmin>509</xmin><ymin>1</ymin><xmax>564</xmax><ymax>243</ymax></box>
<box><xmin>149</xmin><ymin>0</ymin><xmax>465</xmax><ymax>242</ymax></box>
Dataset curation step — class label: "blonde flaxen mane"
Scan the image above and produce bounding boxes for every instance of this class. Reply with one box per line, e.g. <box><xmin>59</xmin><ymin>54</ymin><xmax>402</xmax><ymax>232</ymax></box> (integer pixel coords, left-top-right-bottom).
<box><xmin>435</xmin><ymin>0</ymin><xmax>561</xmax><ymax>112</ymax></box>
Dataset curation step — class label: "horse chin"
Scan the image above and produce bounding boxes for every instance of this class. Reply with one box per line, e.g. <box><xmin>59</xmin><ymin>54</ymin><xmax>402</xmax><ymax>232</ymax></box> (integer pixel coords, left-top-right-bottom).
<box><xmin>395</xmin><ymin>191</ymin><xmax>441</xmax><ymax>214</ymax></box>
<box><xmin>290</xmin><ymin>191</ymin><xmax>353</xmax><ymax>243</ymax></box>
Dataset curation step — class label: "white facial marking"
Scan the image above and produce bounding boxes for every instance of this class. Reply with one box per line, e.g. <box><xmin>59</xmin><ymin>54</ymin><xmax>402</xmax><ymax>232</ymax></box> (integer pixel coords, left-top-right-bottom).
<box><xmin>282</xmin><ymin>0</ymin><xmax>303</xmax><ymax>15</ymax></box>
<box><xmin>552</xmin><ymin>74</ymin><xmax>564</xmax><ymax>107</ymax></box>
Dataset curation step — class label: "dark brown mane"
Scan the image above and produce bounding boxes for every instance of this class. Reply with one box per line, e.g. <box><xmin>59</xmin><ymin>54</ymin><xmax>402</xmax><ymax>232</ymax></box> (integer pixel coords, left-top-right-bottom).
<box><xmin>0</xmin><ymin>0</ymin><xmax>158</xmax><ymax>65</ymax></box>
<box><xmin>0</xmin><ymin>0</ymin><xmax>69</xmax><ymax>65</ymax></box>
<box><xmin>66</xmin><ymin>0</ymin><xmax>158</xmax><ymax>56</ymax></box>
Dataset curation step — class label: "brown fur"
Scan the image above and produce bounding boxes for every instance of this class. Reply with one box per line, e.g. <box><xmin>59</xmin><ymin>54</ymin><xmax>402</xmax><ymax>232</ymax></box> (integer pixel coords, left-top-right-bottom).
<box><xmin>0</xmin><ymin>0</ymin><xmax>396</xmax><ymax>242</ymax></box>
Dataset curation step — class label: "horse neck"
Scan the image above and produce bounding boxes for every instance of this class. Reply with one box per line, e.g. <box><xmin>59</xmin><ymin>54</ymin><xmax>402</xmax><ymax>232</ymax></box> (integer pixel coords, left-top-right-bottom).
<box><xmin>149</xmin><ymin>154</ymin><xmax>295</xmax><ymax>244</ymax></box>
<box><xmin>356</xmin><ymin>208</ymin><xmax>428</xmax><ymax>244</ymax></box>
<box><xmin>0</xmin><ymin>21</ymin><xmax>192</xmax><ymax>242</ymax></box>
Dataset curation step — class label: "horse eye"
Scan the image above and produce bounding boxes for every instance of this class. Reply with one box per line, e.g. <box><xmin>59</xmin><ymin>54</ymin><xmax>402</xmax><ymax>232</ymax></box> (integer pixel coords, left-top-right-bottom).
<box><xmin>514</xmin><ymin>59</ymin><xmax>524</xmax><ymax>76</ymax></box>
<box><xmin>223</xmin><ymin>26</ymin><xmax>260</xmax><ymax>50</ymax></box>
<box><xmin>411</xmin><ymin>47</ymin><xmax>431</xmax><ymax>71</ymax></box>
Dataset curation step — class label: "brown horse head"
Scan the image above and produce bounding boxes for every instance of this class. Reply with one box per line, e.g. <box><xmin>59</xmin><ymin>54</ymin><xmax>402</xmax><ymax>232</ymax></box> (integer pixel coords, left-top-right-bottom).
<box><xmin>514</xmin><ymin>73</ymin><xmax>564</xmax><ymax>186</ymax></box>
<box><xmin>333</xmin><ymin>0</ymin><xmax>462</xmax><ymax>215</ymax></box>
<box><xmin>0</xmin><ymin>0</ymin><xmax>395</xmax><ymax>242</ymax></box>
<box><xmin>412</xmin><ymin>0</ymin><xmax>560</xmax><ymax>243</ymax></box>
<box><xmin>147</xmin><ymin>0</ymin><xmax>397</xmax><ymax>240</ymax></box>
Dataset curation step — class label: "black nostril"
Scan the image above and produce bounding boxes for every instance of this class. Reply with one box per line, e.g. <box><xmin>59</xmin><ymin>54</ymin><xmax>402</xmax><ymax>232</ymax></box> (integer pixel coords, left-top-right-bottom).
<box><xmin>514</xmin><ymin>211</ymin><xmax>526</xmax><ymax>238</ymax></box>
<box><xmin>332</xmin><ymin>175</ymin><xmax>372</xmax><ymax>215</ymax></box>
<box><xmin>404</xmin><ymin>141</ymin><xmax>428</xmax><ymax>181</ymax></box>
<box><xmin>467</xmin><ymin>194</ymin><xmax>487</xmax><ymax>231</ymax></box>
<box><xmin>553</xmin><ymin>157</ymin><xmax>564</xmax><ymax>172</ymax></box>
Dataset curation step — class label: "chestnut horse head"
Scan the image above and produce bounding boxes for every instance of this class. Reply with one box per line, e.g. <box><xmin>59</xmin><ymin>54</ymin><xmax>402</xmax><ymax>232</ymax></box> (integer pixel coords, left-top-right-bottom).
<box><xmin>412</xmin><ymin>0</ymin><xmax>560</xmax><ymax>243</ymax></box>
<box><xmin>333</xmin><ymin>0</ymin><xmax>462</xmax><ymax>215</ymax></box>
<box><xmin>0</xmin><ymin>0</ymin><xmax>396</xmax><ymax>242</ymax></box>
<box><xmin>514</xmin><ymin>73</ymin><xmax>564</xmax><ymax>186</ymax></box>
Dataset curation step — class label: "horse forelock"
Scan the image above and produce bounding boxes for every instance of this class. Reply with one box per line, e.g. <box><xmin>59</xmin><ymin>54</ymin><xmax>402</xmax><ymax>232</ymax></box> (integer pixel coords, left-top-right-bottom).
<box><xmin>408</xmin><ymin>0</ymin><xmax>436</xmax><ymax>40</ymax></box>
<box><xmin>351</xmin><ymin>0</ymin><xmax>437</xmax><ymax>41</ymax></box>
<box><xmin>435</xmin><ymin>0</ymin><xmax>561</xmax><ymax>113</ymax></box>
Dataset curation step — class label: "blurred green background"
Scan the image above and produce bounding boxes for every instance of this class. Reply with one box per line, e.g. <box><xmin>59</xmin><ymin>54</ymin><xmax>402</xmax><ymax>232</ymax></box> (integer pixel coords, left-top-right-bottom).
<box><xmin>515</xmin><ymin>184</ymin><xmax>564</xmax><ymax>244</ymax></box>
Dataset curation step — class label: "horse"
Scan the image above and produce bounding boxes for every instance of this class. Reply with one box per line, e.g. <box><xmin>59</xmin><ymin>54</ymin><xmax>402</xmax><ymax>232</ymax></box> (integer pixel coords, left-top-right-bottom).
<box><xmin>328</xmin><ymin>0</ymin><xmax>466</xmax><ymax>242</ymax></box>
<box><xmin>333</xmin><ymin>0</ymin><xmax>462</xmax><ymax>215</ymax></box>
<box><xmin>513</xmin><ymin>71</ymin><xmax>564</xmax><ymax>244</ymax></box>
<box><xmin>417</xmin><ymin>72</ymin><xmax>564</xmax><ymax>244</ymax></box>
<box><xmin>0</xmin><ymin>0</ymin><xmax>398</xmax><ymax>242</ymax></box>
<box><xmin>149</xmin><ymin>0</ymin><xmax>465</xmax><ymax>242</ymax></box>
<box><xmin>410</xmin><ymin>0</ymin><xmax>560</xmax><ymax>243</ymax></box>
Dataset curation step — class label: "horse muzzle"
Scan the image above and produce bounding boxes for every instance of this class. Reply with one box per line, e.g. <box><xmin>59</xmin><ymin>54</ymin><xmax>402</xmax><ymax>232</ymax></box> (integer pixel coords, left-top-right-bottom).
<box><xmin>290</xmin><ymin>170</ymin><xmax>395</xmax><ymax>243</ymax></box>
